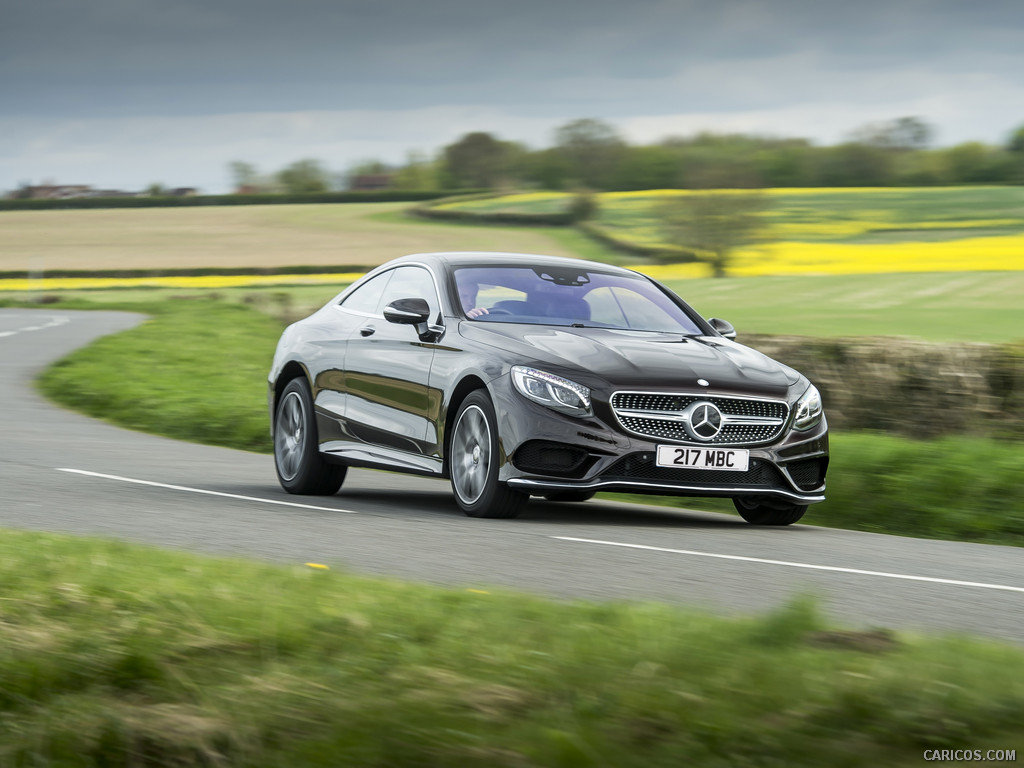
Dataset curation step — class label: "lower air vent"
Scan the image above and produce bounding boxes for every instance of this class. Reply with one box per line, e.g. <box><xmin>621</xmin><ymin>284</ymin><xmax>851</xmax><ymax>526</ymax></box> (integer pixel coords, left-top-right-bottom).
<box><xmin>513</xmin><ymin>440</ymin><xmax>590</xmax><ymax>477</ymax></box>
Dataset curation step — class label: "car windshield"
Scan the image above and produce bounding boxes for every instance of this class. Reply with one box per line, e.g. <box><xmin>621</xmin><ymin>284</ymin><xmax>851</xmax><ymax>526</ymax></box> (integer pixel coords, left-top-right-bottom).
<box><xmin>453</xmin><ymin>266</ymin><xmax>704</xmax><ymax>334</ymax></box>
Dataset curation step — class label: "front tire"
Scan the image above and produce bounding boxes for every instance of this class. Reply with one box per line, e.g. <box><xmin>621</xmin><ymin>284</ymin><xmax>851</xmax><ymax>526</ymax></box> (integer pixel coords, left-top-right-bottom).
<box><xmin>274</xmin><ymin>378</ymin><xmax>347</xmax><ymax>495</ymax></box>
<box><xmin>450</xmin><ymin>390</ymin><xmax>526</xmax><ymax>519</ymax></box>
<box><xmin>733</xmin><ymin>496</ymin><xmax>807</xmax><ymax>526</ymax></box>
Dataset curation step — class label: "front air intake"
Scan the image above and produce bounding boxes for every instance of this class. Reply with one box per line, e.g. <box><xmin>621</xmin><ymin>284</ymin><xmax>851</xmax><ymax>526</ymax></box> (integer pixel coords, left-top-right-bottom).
<box><xmin>512</xmin><ymin>440</ymin><xmax>590</xmax><ymax>477</ymax></box>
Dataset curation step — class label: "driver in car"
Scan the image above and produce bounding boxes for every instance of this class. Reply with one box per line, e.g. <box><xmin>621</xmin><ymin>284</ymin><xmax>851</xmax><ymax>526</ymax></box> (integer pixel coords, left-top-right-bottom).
<box><xmin>459</xmin><ymin>281</ymin><xmax>489</xmax><ymax>319</ymax></box>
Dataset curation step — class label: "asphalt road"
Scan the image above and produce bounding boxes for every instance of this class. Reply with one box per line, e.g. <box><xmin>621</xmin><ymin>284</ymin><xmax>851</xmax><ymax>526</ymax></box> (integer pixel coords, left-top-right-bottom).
<box><xmin>2</xmin><ymin>308</ymin><xmax>1022</xmax><ymax>643</ymax></box>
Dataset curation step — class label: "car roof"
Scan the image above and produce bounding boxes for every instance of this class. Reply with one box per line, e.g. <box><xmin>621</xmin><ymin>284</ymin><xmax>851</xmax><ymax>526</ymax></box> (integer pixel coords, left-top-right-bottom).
<box><xmin>395</xmin><ymin>251</ymin><xmax>639</xmax><ymax>277</ymax></box>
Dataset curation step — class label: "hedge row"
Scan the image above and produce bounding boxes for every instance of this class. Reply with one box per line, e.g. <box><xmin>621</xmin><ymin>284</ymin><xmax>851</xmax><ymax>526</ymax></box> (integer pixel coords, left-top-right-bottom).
<box><xmin>408</xmin><ymin>191</ymin><xmax>576</xmax><ymax>227</ymax></box>
<box><xmin>411</xmin><ymin>205</ymin><xmax>576</xmax><ymax>226</ymax></box>
<box><xmin>411</xmin><ymin>194</ymin><xmax>702</xmax><ymax>263</ymax></box>
<box><xmin>746</xmin><ymin>335</ymin><xmax>1024</xmax><ymax>440</ymax></box>
<box><xmin>0</xmin><ymin>189</ymin><xmax>488</xmax><ymax>212</ymax></box>
<box><xmin>577</xmin><ymin>221</ymin><xmax>700</xmax><ymax>262</ymax></box>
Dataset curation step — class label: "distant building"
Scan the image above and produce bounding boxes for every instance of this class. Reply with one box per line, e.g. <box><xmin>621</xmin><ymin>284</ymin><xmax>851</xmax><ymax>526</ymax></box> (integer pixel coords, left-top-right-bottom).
<box><xmin>89</xmin><ymin>189</ymin><xmax>141</xmax><ymax>198</ymax></box>
<box><xmin>22</xmin><ymin>184</ymin><xmax>93</xmax><ymax>199</ymax></box>
<box><xmin>6</xmin><ymin>183</ymin><xmax>197</xmax><ymax>200</ymax></box>
<box><xmin>349</xmin><ymin>173</ymin><xmax>393</xmax><ymax>191</ymax></box>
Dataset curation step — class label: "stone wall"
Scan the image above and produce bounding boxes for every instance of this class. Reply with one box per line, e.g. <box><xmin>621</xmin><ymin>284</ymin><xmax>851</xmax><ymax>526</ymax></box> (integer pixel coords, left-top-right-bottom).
<box><xmin>744</xmin><ymin>335</ymin><xmax>1023</xmax><ymax>440</ymax></box>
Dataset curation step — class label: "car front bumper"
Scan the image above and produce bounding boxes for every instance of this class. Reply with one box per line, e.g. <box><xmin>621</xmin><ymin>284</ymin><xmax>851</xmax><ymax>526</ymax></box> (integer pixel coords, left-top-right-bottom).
<box><xmin>492</xmin><ymin>381</ymin><xmax>829</xmax><ymax>505</ymax></box>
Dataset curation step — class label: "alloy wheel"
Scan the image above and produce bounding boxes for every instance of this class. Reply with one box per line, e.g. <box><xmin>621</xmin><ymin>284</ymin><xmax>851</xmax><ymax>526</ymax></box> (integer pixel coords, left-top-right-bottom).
<box><xmin>452</xmin><ymin>404</ymin><xmax>491</xmax><ymax>505</ymax></box>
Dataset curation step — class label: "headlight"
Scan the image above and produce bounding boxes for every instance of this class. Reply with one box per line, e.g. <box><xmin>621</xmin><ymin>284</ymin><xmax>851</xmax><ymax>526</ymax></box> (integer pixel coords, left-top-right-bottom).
<box><xmin>793</xmin><ymin>384</ymin><xmax>823</xmax><ymax>430</ymax></box>
<box><xmin>511</xmin><ymin>366</ymin><xmax>592</xmax><ymax>418</ymax></box>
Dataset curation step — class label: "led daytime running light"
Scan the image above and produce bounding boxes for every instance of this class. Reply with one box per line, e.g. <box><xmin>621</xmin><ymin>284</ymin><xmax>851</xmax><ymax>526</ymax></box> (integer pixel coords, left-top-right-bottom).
<box><xmin>793</xmin><ymin>384</ymin><xmax>823</xmax><ymax>430</ymax></box>
<box><xmin>511</xmin><ymin>366</ymin><xmax>592</xmax><ymax>417</ymax></box>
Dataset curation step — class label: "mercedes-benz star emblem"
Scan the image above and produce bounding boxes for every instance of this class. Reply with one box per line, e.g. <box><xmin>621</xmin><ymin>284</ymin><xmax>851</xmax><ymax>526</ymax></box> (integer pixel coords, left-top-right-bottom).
<box><xmin>684</xmin><ymin>401</ymin><xmax>723</xmax><ymax>441</ymax></box>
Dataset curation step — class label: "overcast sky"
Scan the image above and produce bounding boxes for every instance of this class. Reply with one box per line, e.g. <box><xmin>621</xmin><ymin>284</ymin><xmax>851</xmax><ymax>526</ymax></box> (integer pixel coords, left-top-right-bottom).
<box><xmin>2</xmin><ymin>0</ymin><xmax>1022</xmax><ymax>193</ymax></box>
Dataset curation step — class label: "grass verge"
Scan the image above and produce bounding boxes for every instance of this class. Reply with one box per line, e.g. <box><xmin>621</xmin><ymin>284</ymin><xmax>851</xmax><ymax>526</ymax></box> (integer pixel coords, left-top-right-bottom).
<box><xmin>603</xmin><ymin>433</ymin><xmax>1024</xmax><ymax>544</ymax></box>
<box><xmin>1</xmin><ymin>528</ymin><xmax>1022</xmax><ymax>767</ymax></box>
<box><xmin>37</xmin><ymin>298</ymin><xmax>284</xmax><ymax>452</ymax></box>
<box><xmin>31</xmin><ymin>296</ymin><xmax>1024</xmax><ymax>547</ymax></box>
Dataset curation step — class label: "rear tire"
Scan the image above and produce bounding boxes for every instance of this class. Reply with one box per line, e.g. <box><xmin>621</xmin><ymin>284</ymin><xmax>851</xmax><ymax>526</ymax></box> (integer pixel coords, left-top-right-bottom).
<box><xmin>733</xmin><ymin>497</ymin><xmax>807</xmax><ymax>526</ymax></box>
<box><xmin>274</xmin><ymin>378</ymin><xmax>347</xmax><ymax>495</ymax></box>
<box><xmin>450</xmin><ymin>390</ymin><xmax>526</xmax><ymax>519</ymax></box>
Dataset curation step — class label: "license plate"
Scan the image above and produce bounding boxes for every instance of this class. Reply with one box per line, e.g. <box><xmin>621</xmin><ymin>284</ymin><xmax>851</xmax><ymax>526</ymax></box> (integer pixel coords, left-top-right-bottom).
<box><xmin>656</xmin><ymin>445</ymin><xmax>749</xmax><ymax>471</ymax></box>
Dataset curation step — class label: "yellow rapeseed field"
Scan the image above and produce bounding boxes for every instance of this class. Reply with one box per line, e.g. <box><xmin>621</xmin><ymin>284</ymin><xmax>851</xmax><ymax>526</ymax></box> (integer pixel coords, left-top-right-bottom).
<box><xmin>0</xmin><ymin>272</ymin><xmax>366</xmax><ymax>292</ymax></box>
<box><xmin>440</xmin><ymin>188</ymin><xmax>1024</xmax><ymax>277</ymax></box>
<box><xmin>634</xmin><ymin>235</ymin><xmax>1024</xmax><ymax>280</ymax></box>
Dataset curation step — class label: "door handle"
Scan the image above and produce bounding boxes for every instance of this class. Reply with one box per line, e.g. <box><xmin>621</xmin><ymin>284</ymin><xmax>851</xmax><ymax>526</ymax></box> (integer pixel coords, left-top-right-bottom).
<box><xmin>359</xmin><ymin>325</ymin><xmax>376</xmax><ymax>337</ymax></box>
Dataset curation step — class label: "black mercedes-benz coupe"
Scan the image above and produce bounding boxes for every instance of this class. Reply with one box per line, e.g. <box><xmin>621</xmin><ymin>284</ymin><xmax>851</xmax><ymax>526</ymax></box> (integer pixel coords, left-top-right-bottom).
<box><xmin>269</xmin><ymin>252</ymin><xmax>828</xmax><ymax>524</ymax></box>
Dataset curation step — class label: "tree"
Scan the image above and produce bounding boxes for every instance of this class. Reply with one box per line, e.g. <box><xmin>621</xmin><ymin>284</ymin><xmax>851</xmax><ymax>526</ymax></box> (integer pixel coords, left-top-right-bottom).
<box><xmin>1008</xmin><ymin>125</ymin><xmax>1024</xmax><ymax>183</ymax></box>
<box><xmin>814</xmin><ymin>142</ymin><xmax>895</xmax><ymax>186</ymax></box>
<box><xmin>228</xmin><ymin>161</ymin><xmax>259</xmax><ymax>191</ymax></box>
<box><xmin>1008</xmin><ymin>124</ymin><xmax>1024</xmax><ymax>153</ymax></box>
<box><xmin>276</xmin><ymin>159</ymin><xmax>330</xmax><ymax>194</ymax></box>
<box><xmin>938</xmin><ymin>142</ymin><xmax>1015</xmax><ymax>183</ymax></box>
<box><xmin>852</xmin><ymin>116</ymin><xmax>933</xmax><ymax>151</ymax></box>
<box><xmin>442</xmin><ymin>132</ymin><xmax>514</xmax><ymax>188</ymax></box>
<box><xmin>393</xmin><ymin>151</ymin><xmax>440</xmax><ymax>191</ymax></box>
<box><xmin>553</xmin><ymin>118</ymin><xmax>626</xmax><ymax>189</ymax></box>
<box><xmin>658</xmin><ymin>169</ymin><xmax>771</xmax><ymax>278</ymax></box>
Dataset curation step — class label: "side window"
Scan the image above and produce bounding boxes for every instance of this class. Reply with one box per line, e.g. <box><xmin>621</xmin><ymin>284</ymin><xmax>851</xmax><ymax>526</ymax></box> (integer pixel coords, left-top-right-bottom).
<box><xmin>339</xmin><ymin>272</ymin><xmax>392</xmax><ymax>314</ymax></box>
<box><xmin>378</xmin><ymin>266</ymin><xmax>439</xmax><ymax>318</ymax></box>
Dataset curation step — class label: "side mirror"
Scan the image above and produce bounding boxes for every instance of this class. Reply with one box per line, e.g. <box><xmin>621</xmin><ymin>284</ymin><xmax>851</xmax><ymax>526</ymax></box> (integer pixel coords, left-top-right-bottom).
<box><xmin>384</xmin><ymin>297</ymin><xmax>431</xmax><ymax>325</ymax></box>
<box><xmin>708</xmin><ymin>317</ymin><xmax>737</xmax><ymax>340</ymax></box>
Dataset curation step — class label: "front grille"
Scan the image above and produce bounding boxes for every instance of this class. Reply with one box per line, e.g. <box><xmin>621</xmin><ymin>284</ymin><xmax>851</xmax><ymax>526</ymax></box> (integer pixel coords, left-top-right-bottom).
<box><xmin>786</xmin><ymin>458</ymin><xmax>826</xmax><ymax>491</ymax></box>
<box><xmin>513</xmin><ymin>440</ymin><xmax>590</xmax><ymax>477</ymax></box>
<box><xmin>602</xmin><ymin>454</ymin><xmax>786</xmax><ymax>490</ymax></box>
<box><xmin>611</xmin><ymin>391</ymin><xmax>789</xmax><ymax>446</ymax></box>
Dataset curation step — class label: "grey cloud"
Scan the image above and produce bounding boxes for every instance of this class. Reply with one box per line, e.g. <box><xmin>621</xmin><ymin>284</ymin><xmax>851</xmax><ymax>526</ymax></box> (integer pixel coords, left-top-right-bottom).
<box><xmin>3</xmin><ymin>0</ymin><xmax>1020</xmax><ymax>120</ymax></box>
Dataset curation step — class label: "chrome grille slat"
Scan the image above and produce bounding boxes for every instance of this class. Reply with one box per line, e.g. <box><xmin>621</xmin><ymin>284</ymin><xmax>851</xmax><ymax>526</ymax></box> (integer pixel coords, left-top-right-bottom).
<box><xmin>611</xmin><ymin>391</ymin><xmax>790</xmax><ymax>446</ymax></box>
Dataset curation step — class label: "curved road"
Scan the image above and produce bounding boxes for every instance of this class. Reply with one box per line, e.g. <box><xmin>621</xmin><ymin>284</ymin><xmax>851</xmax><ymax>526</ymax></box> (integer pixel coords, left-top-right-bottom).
<box><xmin>2</xmin><ymin>308</ymin><xmax>1022</xmax><ymax>642</ymax></box>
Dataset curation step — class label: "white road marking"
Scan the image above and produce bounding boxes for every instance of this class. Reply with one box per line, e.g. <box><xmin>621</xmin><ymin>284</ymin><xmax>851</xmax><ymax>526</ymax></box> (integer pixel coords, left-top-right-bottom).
<box><xmin>554</xmin><ymin>536</ymin><xmax>1024</xmax><ymax>594</ymax></box>
<box><xmin>56</xmin><ymin>468</ymin><xmax>358</xmax><ymax>514</ymax></box>
<box><xmin>0</xmin><ymin>315</ymin><xmax>69</xmax><ymax>338</ymax></box>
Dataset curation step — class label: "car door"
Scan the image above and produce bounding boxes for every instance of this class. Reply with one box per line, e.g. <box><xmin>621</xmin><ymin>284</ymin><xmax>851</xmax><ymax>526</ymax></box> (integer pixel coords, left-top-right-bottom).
<box><xmin>312</xmin><ymin>270</ymin><xmax>395</xmax><ymax>446</ymax></box>
<box><xmin>341</xmin><ymin>265</ymin><xmax>441</xmax><ymax>460</ymax></box>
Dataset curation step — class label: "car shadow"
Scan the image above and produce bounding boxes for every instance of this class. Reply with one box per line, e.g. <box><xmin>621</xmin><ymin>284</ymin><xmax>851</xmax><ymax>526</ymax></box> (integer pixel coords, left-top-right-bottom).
<box><xmin>330</xmin><ymin>486</ymin><xmax>753</xmax><ymax>530</ymax></box>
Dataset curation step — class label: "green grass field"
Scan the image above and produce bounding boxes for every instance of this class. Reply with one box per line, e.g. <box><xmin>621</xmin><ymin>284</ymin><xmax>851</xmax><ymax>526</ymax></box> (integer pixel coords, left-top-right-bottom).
<box><xmin>661</xmin><ymin>271</ymin><xmax>1024</xmax><ymax>342</ymax></box>
<box><xmin>2</xmin><ymin>528</ymin><xmax>1022</xmax><ymax>767</ymax></box>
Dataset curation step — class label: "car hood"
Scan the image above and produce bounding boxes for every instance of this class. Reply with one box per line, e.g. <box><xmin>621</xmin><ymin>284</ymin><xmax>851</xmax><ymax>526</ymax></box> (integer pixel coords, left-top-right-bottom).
<box><xmin>459</xmin><ymin>322</ymin><xmax>801</xmax><ymax>399</ymax></box>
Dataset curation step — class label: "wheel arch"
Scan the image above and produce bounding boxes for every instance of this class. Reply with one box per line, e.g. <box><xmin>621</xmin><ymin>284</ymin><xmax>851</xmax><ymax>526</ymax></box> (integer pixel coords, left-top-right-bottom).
<box><xmin>271</xmin><ymin>361</ymin><xmax>311</xmax><ymax>434</ymax></box>
<box><xmin>441</xmin><ymin>374</ymin><xmax>489</xmax><ymax>477</ymax></box>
